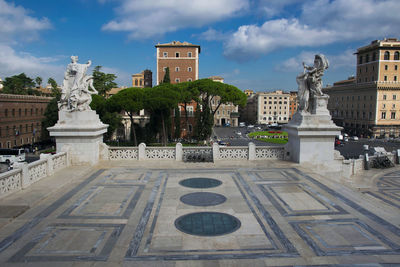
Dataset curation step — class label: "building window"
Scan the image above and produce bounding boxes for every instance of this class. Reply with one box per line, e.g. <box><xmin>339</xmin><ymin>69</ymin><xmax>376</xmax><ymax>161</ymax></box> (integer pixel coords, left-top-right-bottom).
<box><xmin>188</xmin><ymin>52</ymin><xmax>192</xmax><ymax>57</ymax></box>
<box><xmin>383</xmin><ymin>95</ymin><xmax>387</xmax><ymax>100</ymax></box>
<box><xmin>395</xmin><ymin>51</ymin><xmax>400</xmax><ymax>60</ymax></box>
<box><xmin>175</xmin><ymin>78</ymin><xmax>180</xmax><ymax>83</ymax></box>
<box><xmin>163</xmin><ymin>67</ymin><xmax>167</xmax><ymax>72</ymax></box>
<box><xmin>175</xmin><ymin>52</ymin><xmax>180</xmax><ymax>58</ymax></box>
<box><xmin>175</xmin><ymin>67</ymin><xmax>180</xmax><ymax>72</ymax></box>
<box><xmin>384</xmin><ymin>76</ymin><xmax>388</xmax><ymax>81</ymax></box>
<box><xmin>394</xmin><ymin>95</ymin><xmax>397</xmax><ymax>100</ymax></box>
<box><xmin>135</xmin><ymin>80</ymin><xmax>138</xmax><ymax>86</ymax></box>
<box><xmin>358</xmin><ymin>56</ymin><xmax>363</xmax><ymax>64</ymax></box>
<box><xmin>366</xmin><ymin>54</ymin><xmax>369</xmax><ymax>63</ymax></box>
<box><xmin>163</xmin><ymin>52</ymin><xmax>168</xmax><ymax>57</ymax></box>
<box><xmin>395</xmin><ymin>76</ymin><xmax>398</xmax><ymax>81</ymax></box>
<box><xmin>395</xmin><ymin>65</ymin><xmax>398</xmax><ymax>71</ymax></box>
<box><xmin>372</xmin><ymin>52</ymin><xmax>376</xmax><ymax>61</ymax></box>
<box><xmin>382</xmin><ymin>112</ymin><xmax>386</xmax><ymax>119</ymax></box>
<box><xmin>5</xmin><ymin>109</ymin><xmax>7</xmax><ymax>117</ymax></box>
<box><xmin>385</xmin><ymin>65</ymin><xmax>388</xmax><ymax>70</ymax></box>
<box><xmin>384</xmin><ymin>51</ymin><xmax>390</xmax><ymax>60</ymax></box>
<box><xmin>391</xmin><ymin>112</ymin><xmax>396</xmax><ymax>119</ymax></box>
<box><xmin>18</xmin><ymin>109</ymin><xmax>21</xmax><ymax>116</ymax></box>
<box><xmin>187</xmin><ymin>78</ymin><xmax>192</xmax><ymax>82</ymax></box>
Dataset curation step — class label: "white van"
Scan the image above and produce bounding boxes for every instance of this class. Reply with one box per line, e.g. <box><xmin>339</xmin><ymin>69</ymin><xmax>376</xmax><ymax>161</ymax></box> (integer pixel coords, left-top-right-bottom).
<box><xmin>0</xmin><ymin>148</ymin><xmax>26</xmax><ymax>164</ymax></box>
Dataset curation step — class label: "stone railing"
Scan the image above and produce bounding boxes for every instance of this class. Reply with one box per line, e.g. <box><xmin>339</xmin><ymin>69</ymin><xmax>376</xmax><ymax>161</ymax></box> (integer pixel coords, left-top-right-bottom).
<box><xmin>109</xmin><ymin>147</ymin><xmax>138</xmax><ymax>160</ymax></box>
<box><xmin>219</xmin><ymin>146</ymin><xmax>248</xmax><ymax>160</ymax></box>
<box><xmin>0</xmin><ymin>152</ymin><xmax>69</xmax><ymax>198</ymax></box>
<box><xmin>183</xmin><ymin>147</ymin><xmax>213</xmax><ymax>162</ymax></box>
<box><xmin>107</xmin><ymin>142</ymin><xmax>285</xmax><ymax>162</ymax></box>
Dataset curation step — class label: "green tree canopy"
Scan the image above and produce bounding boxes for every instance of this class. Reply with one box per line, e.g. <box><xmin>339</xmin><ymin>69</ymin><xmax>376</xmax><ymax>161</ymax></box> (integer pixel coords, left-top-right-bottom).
<box><xmin>108</xmin><ymin>87</ymin><xmax>145</xmax><ymax>146</ymax></box>
<box><xmin>47</xmin><ymin>77</ymin><xmax>60</xmax><ymax>98</ymax></box>
<box><xmin>185</xmin><ymin>79</ymin><xmax>247</xmax><ymax>141</ymax></box>
<box><xmin>92</xmin><ymin>66</ymin><xmax>117</xmax><ymax>97</ymax></box>
<box><xmin>3</xmin><ymin>73</ymin><xmax>35</xmax><ymax>94</ymax></box>
<box><xmin>35</xmin><ymin>76</ymin><xmax>42</xmax><ymax>87</ymax></box>
<box><xmin>90</xmin><ymin>94</ymin><xmax>122</xmax><ymax>141</ymax></box>
<box><xmin>144</xmin><ymin>83</ymin><xmax>179</xmax><ymax>146</ymax></box>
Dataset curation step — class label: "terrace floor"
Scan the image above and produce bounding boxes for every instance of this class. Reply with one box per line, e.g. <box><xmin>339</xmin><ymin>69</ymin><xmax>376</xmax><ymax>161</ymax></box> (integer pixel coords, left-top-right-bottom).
<box><xmin>0</xmin><ymin>160</ymin><xmax>399</xmax><ymax>266</ymax></box>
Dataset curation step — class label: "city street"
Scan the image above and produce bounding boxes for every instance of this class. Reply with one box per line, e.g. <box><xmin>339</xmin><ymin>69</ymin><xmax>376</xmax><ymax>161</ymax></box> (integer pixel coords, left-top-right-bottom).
<box><xmin>213</xmin><ymin>126</ymin><xmax>400</xmax><ymax>159</ymax></box>
<box><xmin>212</xmin><ymin>126</ymin><xmax>283</xmax><ymax>146</ymax></box>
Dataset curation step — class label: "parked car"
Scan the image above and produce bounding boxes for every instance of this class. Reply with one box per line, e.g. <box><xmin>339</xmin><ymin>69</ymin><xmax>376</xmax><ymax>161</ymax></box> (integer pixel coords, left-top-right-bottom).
<box><xmin>223</xmin><ymin>123</ymin><xmax>231</xmax><ymax>127</ymax></box>
<box><xmin>335</xmin><ymin>139</ymin><xmax>343</xmax><ymax>147</ymax></box>
<box><xmin>247</xmin><ymin>125</ymin><xmax>254</xmax><ymax>129</ymax></box>
<box><xmin>350</xmin><ymin>136</ymin><xmax>359</xmax><ymax>141</ymax></box>
<box><xmin>239</xmin><ymin>122</ymin><xmax>246</xmax><ymax>127</ymax></box>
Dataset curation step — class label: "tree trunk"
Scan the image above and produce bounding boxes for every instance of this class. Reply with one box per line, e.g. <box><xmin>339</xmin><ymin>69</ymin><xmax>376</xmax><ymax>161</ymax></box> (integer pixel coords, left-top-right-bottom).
<box><xmin>129</xmin><ymin>114</ymin><xmax>137</xmax><ymax>146</ymax></box>
<box><xmin>183</xmin><ymin>103</ymin><xmax>190</xmax><ymax>139</ymax></box>
<box><xmin>161</xmin><ymin>114</ymin><xmax>167</xmax><ymax>146</ymax></box>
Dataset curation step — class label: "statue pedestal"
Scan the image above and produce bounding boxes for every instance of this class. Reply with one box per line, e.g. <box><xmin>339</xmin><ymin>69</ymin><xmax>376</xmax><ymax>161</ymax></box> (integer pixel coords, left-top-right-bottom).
<box><xmin>284</xmin><ymin>96</ymin><xmax>342</xmax><ymax>164</ymax></box>
<box><xmin>48</xmin><ymin>110</ymin><xmax>108</xmax><ymax>165</ymax></box>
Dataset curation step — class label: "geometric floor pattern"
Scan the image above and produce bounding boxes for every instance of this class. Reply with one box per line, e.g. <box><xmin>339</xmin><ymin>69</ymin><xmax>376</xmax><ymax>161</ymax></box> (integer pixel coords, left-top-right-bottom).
<box><xmin>362</xmin><ymin>171</ymin><xmax>400</xmax><ymax>209</ymax></box>
<box><xmin>0</xmin><ymin>166</ymin><xmax>399</xmax><ymax>265</ymax></box>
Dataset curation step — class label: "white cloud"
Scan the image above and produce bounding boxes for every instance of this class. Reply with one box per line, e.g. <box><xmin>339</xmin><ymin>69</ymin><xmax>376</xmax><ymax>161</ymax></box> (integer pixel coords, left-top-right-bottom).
<box><xmin>276</xmin><ymin>50</ymin><xmax>355</xmax><ymax>73</ymax></box>
<box><xmin>102</xmin><ymin>0</ymin><xmax>249</xmax><ymax>39</ymax></box>
<box><xmin>224</xmin><ymin>19</ymin><xmax>335</xmax><ymax>62</ymax></box>
<box><xmin>0</xmin><ymin>0</ymin><xmax>51</xmax><ymax>42</ymax></box>
<box><xmin>224</xmin><ymin>0</ymin><xmax>400</xmax><ymax>62</ymax></box>
<box><xmin>0</xmin><ymin>44</ymin><xmax>65</xmax><ymax>84</ymax></box>
<box><xmin>257</xmin><ymin>0</ymin><xmax>306</xmax><ymax>17</ymax></box>
<box><xmin>195</xmin><ymin>28</ymin><xmax>229</xmax><ymax>42</ymax></box>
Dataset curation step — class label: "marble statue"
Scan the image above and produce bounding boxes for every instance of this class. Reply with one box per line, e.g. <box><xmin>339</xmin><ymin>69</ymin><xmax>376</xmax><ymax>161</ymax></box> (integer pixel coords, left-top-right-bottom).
<box><xmin>58</xmin><ymin>56</ymin><xmax>98</xmax><ymax>112</ymax></box>
<box><xmin>296</xmin><ymin>54</ymin><xmax>329</xmax><ymax>113</ymax></box>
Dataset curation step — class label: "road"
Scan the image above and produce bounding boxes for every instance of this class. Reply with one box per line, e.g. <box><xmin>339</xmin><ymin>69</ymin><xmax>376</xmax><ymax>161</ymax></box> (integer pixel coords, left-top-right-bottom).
<box><xmin>336</xmin><ymin>138</ymin><xmax>400</xmax><ymax>159</ymax></box>
<box><xmin>213</xmin><ymin>126</ymin><xmax>400</xmax><ymax>159</ymax></box>
<box><xmin>213</xmin><ymin>126</ymin><xmax>283</xmax><ymax>146</ymax></box>
<box><xmin>0</xmin><ymin>153</ymin><xmax>40</xmax><ymax>174</ymax></box>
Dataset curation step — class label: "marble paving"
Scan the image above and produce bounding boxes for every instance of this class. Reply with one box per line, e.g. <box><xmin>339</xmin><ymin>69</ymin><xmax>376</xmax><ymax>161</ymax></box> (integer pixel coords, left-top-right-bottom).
<box><xmin>0</xmin><ymin>165</ymin><xmax>399</xmax><ymax>266</ymax></box>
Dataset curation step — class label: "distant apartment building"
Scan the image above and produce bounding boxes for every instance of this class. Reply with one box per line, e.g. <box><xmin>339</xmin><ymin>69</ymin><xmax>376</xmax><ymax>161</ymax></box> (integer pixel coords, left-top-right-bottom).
<box><xmin>289</xmin><ymin>91</ymin><xmax>298</xmax><ymax>120</ymax></box>
<box><xmin>155</xmin><ymin>41</ymin><xmax>200</xmax><ymax>85</ymax></box>
<box><xmin>0</xmin><ymin>94</ymin><xmax>52</xmax><ymax>148</ymax></box>
<box><xmin>241</xmin><ymin>90</ymin><xmax>290</xmax><ymax>125</ymax></box>
<box><xmin>132</xmin><ymin>69</ymin><xmax>152</xmax><ymax>88</ymax></box>
<box><xmin>209</xmin><ymin>76</ymin><xmax>239</xmax><ymax>127</ymax></box>
<box><xmin>323</xmin><ymin>38</ymin><xmax>400</xmax><ymax>137</ymax></box>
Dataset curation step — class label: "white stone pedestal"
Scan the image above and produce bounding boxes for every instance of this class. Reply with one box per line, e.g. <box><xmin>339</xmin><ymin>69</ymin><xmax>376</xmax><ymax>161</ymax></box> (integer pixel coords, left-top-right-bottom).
<box><xmin>47</xmin><ymin>110</ymin><xmax>108</xmax><ymax>165</ymax></box>
<box><xmin>284</xmin><ymin>96</ymin><xmax>342</xmax><ymax>164</ymax></box>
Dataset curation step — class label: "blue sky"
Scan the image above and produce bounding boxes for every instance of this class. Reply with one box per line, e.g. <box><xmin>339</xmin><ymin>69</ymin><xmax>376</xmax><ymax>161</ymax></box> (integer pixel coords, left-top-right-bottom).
<box><xmin>0</xmin><ymin>0</ymin><xmax>399</xmax><ymax>92</ymax></box>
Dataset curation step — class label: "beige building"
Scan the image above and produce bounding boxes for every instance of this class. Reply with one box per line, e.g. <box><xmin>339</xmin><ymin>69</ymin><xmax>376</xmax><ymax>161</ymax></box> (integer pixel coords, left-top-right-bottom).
<box><xmin>155</xmin><ymin>41</ymin><xmax>200</xmax><ymax>85</ymax></box>
<box><xmin>324</xmin><ymin>38</ymin><xmax>400</xmax><ymax>138</ymax></box>
<box><xmin>242</xmin><ymin>90</ymin><xmax>290</xmax><ymax>125</ymax></box>
<box><xmin>209</xmin><ymin>76</ymin><xmax>239</xmax><ymax>127</ymax></box>
<box><xmin>289</xmin><ymin>91</ymin><xmax>298</xmax><ymax>120</ymax></box>
<box><xmin>132</xmin><ymin>70</ymin><xmax>152</xmax><ymax>88</ymax></box>
<box><xmin>244</xmin><ymin>89</ymin><xmax>255</xmax><ymax>97</ymax></box>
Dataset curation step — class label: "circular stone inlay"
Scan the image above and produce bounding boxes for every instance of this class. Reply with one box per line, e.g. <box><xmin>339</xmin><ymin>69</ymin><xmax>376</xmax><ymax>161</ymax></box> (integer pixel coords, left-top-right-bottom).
<box><xmin>179</xmin><ymin>178</ymin><xmax>222</xmax><ymax>189</ymax></box>
<box><xmin>175</xmin><ymin>212</ymin><xmax>241</xmax><ymax>236</ymax></box>
<box><xmin>180</xmin><ymin>192</ymin><xmax>227</xmax><ymax>206</ymax></box>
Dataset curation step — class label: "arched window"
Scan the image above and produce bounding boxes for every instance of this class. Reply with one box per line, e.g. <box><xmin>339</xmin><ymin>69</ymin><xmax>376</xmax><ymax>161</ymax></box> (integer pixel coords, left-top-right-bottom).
<box><xmin>384</xmin><ymin>51</ymin><xmax>390</xmax><ymax>60</ymax></box>
<box><xmin>395</xmin><ymin>51</ymin><xmax>400</xmax><ymax>60</ymax></box>
<box><xmin>372</xmin><ymin>52</ymin><xmax>376</xmax><ymax>61</ymax></box>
